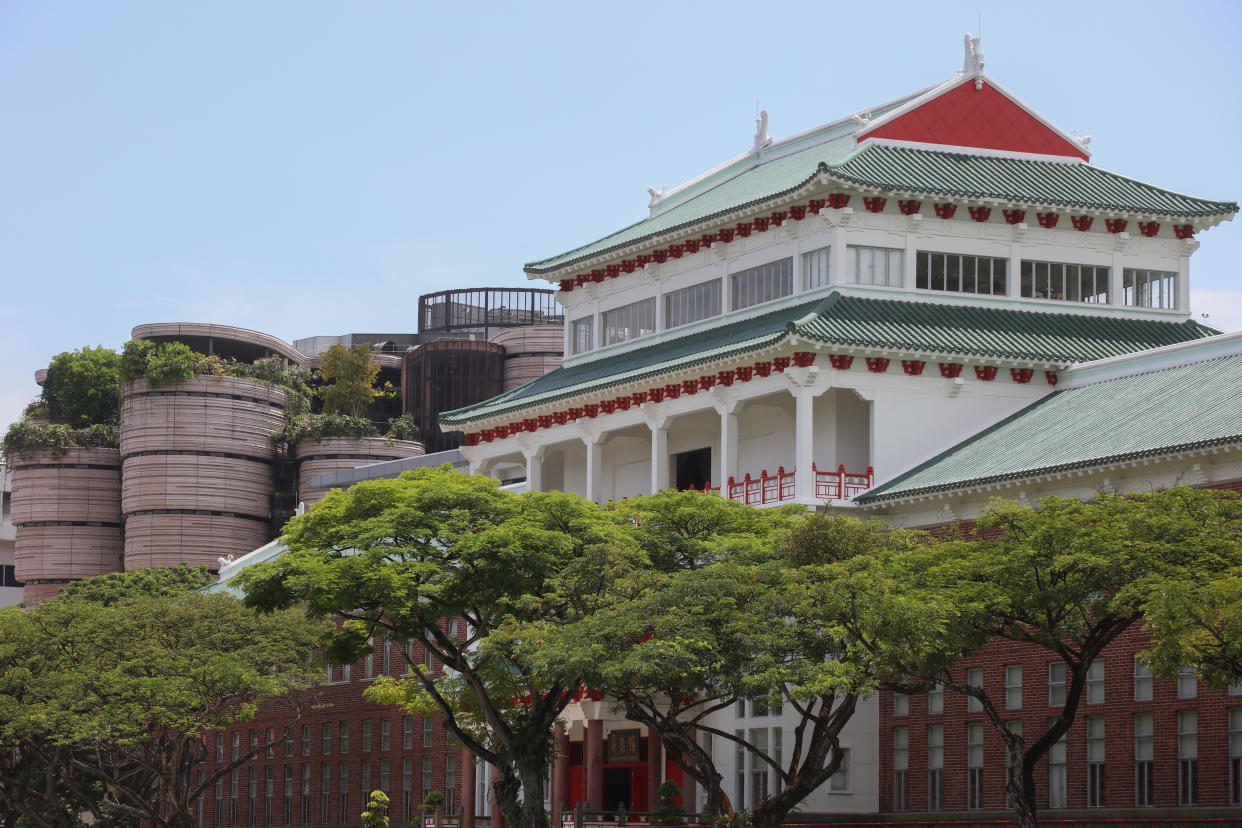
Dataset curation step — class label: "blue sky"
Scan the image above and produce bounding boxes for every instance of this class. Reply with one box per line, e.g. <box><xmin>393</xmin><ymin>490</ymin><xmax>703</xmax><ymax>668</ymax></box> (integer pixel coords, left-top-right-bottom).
<box><xmin>3</xmin><ymin>1</ymin><xmax>1241</xmax><ymax>427</ymax></box>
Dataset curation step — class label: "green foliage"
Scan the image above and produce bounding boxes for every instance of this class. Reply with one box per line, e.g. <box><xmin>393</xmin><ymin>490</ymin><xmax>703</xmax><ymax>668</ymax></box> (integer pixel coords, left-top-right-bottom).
<box><xmin>56</xmin><ymin>564</ymin><xmax>212</xmax><ymax>606</ymax></box>
<box><xmin>145</xmin><ymin>340</ymin><xmax>200</xmax><ymax>388</ymax></box>
<box><xmin>276</xmin><ymin>413</ymin><xmax>380</xmax><ymax>445</ymax></box>
<box><xmin>652</xmin><ymin>780</ymin><xmax>687</xmax><ymax>826</ymax></box>
<box><xmin>0</xmin><ymin>587</ymin><xmax>328</xmax><ymax>828</ymax></box>
<box><xmin>421</xmin><ymin>790</ymin><xmax>446</xmax><ymax>814</ymax></box>
<box><xmin>385</xmin><ymin>413</ymin><xmax>420</xmax><ymax>442</ymax></box>
<box><xmin>2</xmin><ymin>420</ymin><xmax>119</xmax><ymax>461</ymax></box>
<box><xmin>318</xmin><ymin>343</ymin><xmax>380</xmax><ymax>418</ymax></box>
<box><xmin>118</xmin><ymin>339</ymin><xmax>314</xmax><ymax>399</ymax></box>
<box><xmin>41</xmin><ymin>345</ymin><xmax>122</xmax><ymax>427</ymax></box>
<box><xmin>361</xmin><ymin>790</ymin><xmax>390</xmax><ymax>828</ymax></box>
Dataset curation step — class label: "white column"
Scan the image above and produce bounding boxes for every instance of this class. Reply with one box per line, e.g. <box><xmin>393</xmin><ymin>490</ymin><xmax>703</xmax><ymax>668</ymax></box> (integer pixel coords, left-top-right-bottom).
<box><xmin>1110</xmin><ymin>251</ymin><xmax>1125</xmax><ymax>307</ymax></box>
<box><xmin>1177</xmin><ymin>252</ymin><xmax>1192</xmax><ymax>311</ymax></box>
<box><xmin>650</xmin><ymin>421</ymin><xmax>669</xmax><ymax>494</ymax></box>
<box><xmin>793</xmin><ymin>387</ymin><xmax>815</xmax><ymax>502</ymax></box>
<box><xmin>523</xmin><ymin>447</ymin><xmax>543</xmax><ymax>492</ymax></box>
<box><xmin>583</xmin><ymin>434</ymin><xmax>603</xmax><ymax>503</ymax></box>
<box><xmin>712</xmin><ymin>391</ymin><xmax>740</xmax><ymax>492</ymax></box>
<box><xmin>1007</xmin><ymin>240</ymin><xmax>1022</xmax><ymax>299</ymax></box>
<box><xmin>903</xmin><ymin>231</ymin><xmax>918</xmax><ymax>290</ymax></box>
<box><xmin>829</xmin><ymin>227</ymin><xmax>848</xmax><ymax>287</ymax></box>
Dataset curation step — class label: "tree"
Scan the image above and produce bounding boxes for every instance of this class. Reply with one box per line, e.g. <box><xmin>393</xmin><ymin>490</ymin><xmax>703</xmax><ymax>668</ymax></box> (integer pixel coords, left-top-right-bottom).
<box><xmin>0</xmin><ymin>579</ymin><xmax>328</xmax><ymax>828</ymax></box>
<box><xmin>525</xmin><ymin>494</ymin><xmax>942</xmax><ymax>828</ymax></box>
<box><xmin>876</xmin><ymin>487</ymin><xmax>1242</xmax><ymax>828</ymax></box>
<box><xmin>1144</xmin><ymin>567</ymin><xmax>1242</xmax><ymax>688</ymax></box>
<box><xmin>236</xmin><ymin>467</ymin><xmax>633</xmax><ymax>828</ymax></box>
<box><xmin>41</xmin><ymin>345</ymin><xmax>122</xmax><ymax>427</ymax></box>
<box><xmin>361</xmin><ymin>791</ymin><xmax>391</xmax><ymax>828</ymax></box>
<box><xmin>317</xmin><ymin>343</ymin><xmax>380</xmax><ymax>418</ymax></box>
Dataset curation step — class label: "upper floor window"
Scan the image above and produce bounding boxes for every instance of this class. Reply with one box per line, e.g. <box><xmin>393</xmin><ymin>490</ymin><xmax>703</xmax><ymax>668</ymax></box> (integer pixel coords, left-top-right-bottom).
<box><xmin>602</xmin><ymin>298</ymin><xmax>656</xmax><ymax>346</ymax></box>
<box><xmin>1124</xmin><ymin>268</ymin><xmax>1177</xmax><ymax>309</ymax></box>
<box><xmin>848</xmin><ymin>245</ymin><xmax>903</xmax><ymax>287</ymax></box>
<box><xmin>1021</xmin><ymin>260</ymin><xmax>1109</xmax><ymax>303</ymax></box>
<box><xmin>917</xmin><ymin>251</ymin><xmax>1007</xmax><ymax>296</ymax></box>
<box><xmin>803</xmin><ymin>246</ymin><xmax>831</xmax><ymax>289</ymax></box>
<box><xmin>665</xmin><ymin>279</ymin><xmax>721</xmax><ymax>329</ymax></box>
<box><xmin>731</xmin><ymin>258</ymin><xmax>792</xmax><ymax>310</ymax></box>
<box><xmin>570</xmin><ymin>317</ymin><xmax>593</xmax><ymax>355</ymax></box>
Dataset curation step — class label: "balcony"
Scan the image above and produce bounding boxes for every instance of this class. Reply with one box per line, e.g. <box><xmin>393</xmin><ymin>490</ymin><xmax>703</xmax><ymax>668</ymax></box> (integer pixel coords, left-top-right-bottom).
<box><xmin>721</xmin><ymin>464</ymin><xmax>874</xmax><ymax>505</ymax></box>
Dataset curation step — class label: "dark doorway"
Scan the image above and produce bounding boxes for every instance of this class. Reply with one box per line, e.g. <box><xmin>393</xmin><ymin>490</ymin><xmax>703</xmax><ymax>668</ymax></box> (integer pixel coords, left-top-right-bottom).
<box><xmin>605</xmin><ymin>767</ymin><xmax>632</xmax><ymax>811</ymax></box>
<box><xmin>674</xmin><ymin>447</ymin><xmax>712</xmax><ymax>491</ymax></box>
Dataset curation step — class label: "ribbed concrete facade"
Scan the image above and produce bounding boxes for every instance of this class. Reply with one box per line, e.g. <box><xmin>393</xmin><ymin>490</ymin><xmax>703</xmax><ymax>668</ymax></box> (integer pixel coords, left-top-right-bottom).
<box><xmin>490</xmin><ymin>325</ymin><xmax>564</xmax><ymax>391</ymax></box>
<box><xmin>295</xmin><ymin>437</ymin><xmax>424</xmax><ymax>505</ymax></box>
<box><xmin>10</xmin><ymin>447</ymin><xmax>124</xmax><ymax>603</ymax></box>
<box><xmin>119</xmin><ymin>376</ymin><xmax>288</xmax><ymax>571</ymax></box>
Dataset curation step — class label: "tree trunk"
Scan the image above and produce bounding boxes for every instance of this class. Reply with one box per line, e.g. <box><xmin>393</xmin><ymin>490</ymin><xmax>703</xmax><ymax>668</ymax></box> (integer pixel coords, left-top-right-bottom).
<box><xmin>1014</xmin><ymin>760</ymin><xmax>1039</xmax><ymax>828</ymax></box>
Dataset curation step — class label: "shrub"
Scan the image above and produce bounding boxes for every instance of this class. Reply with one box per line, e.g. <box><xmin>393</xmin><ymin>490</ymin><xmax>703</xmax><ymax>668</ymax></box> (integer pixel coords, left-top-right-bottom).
<box><xmin>2</xmin><ymin>421</ymin><xmax>119</xmax><ymax>462</ymax></box>
<box><xmin>384</xmin><ymin>414</ymin><xmax>420</xmax><ymax>443</ymax></box>
<box><xmin>275</xmin><ymin>413</ymin><xmax>380</xmax><ymax>446</ymax></box>
<box><xmin>318</xmin><ymin>343</ymin><xmax>380</xmax><ymax>418</ymax></box>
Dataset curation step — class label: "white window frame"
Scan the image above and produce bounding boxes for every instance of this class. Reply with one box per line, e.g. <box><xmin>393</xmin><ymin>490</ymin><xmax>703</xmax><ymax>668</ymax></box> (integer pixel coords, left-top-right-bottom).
<box><xmin>847</xmin><ymin>244</ymin><xmax>903</xmax><ymax>287</ymax></box>
<box><xmin>1049</xmin><ymin>662</ymin><xmax>1067</xmax><ymax>707</ymax></box>
<box><xmin>1020</xmin><ymin>259</ymin><xmax>1110</xmax><ymax>303</ymax></box>
<box><xmin>1124</xmin><ymin>268</ymin><xmax>1177</xmax><ymax>309</ymax></box>
<box><xmin>664</xmin><ymin>279</ymin><xmax>722</xmax><ymax>330</ymax></box>
<box><xmin>602</xmin><ymin>298</ymin><xmax>656</xmax><ymax>347</ymax></box>
<box><xmin>917</xmin><ymin>250</ymin><xmax>1008</xmax><ymax>296</ymax></box>
<box><xmin>1086</xmin><ymin>660</ymin><xmax>1105</xmax><ymax>704</ymax></box>
<box><xmin>731</xmin><ymin>258</ymin><xmax>793</xmax><ymax>311</ymax></box>
<box><xmin>802</xmin><ymin>246</ymin><xmax>831</xmax><ymax>290</ymax></box>
<box><xmin>1005</xmin><ymin>665</ymin><xmax>1023</xmax><ymax>710</ymax></box>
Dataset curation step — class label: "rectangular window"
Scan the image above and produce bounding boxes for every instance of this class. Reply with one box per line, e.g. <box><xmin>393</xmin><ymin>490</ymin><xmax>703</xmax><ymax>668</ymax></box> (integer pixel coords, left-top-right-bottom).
<box><xmin>267</xmin><ymin>728</ymin><xmax>276</xmax><ymax>760</ymax></box>
<box><xmin>1135</xmin><ymin>712</ymin><xmax>1154</xmax><ymax>807</ymax></box>
<box><xmin>381</xmin><ymin>758</ymin><xmax>390</xmax><ymax>795</ymax></box>
<box><xmin>284</xmin><ymin>728</ymin><xmax>294</xmax><ymax>759</ymax></box>
<box><xmin>233</xmin><ymin>732</ymin><xmax>241</xmax><ymax>762</ymax></box>
<box><xmin>828</xmin><ymin>748</ymin><xmax>850</xmax><ymax>793</ymax></box>
<box><xmin>362</xmin><ymin>720</ymin><xmax>372</xmax><ymax>753</ymax></box>
<box><xmin>215</xmin><ymin>777</ymin><xmax>223</xmax><ymax>828</ymax></box>
<box><xmin>340</xmin><ymin>722</ymin><xmax>349</xmax><ymax>754</ymax></box>
<box><xmin>1230</xmin><ymin>708</ymin><xmax>1242</xmax><ymax>805</ymax></box>
<box><xmin>321</xmin><ymin>764</ymin><xmax>331</xmax><ymax>823</ymax></box>
<box><xmin>967</xmin><ymin>667</ymin><xmax>984</xmax><ymax>712</ymax></box>
<box><xmin>748</xmin><ymin>728</ymin><xmax>768</xmax><ymax>804</ymax></box>
<box><xmin>364</xmin><ymin>639</ymin><xmax>374</xmax><ymax>680</ymax></box>
<box><xmin>1178</xmin><ymin>667</ymin><xmax>1198</xmax><ymax>698</ymax></box>
<box><xmin>734</xmin><ymin>730</ymin><xmax>746</xmax><ymax>810</ymax></box>
<box><xmin>1124</xmin><ymin>268</ymin><xmax>1177</xmax><ymax>309</ymax></box>
<box><xmin>384</xmin><ymin>637</ymin><xmax>392</xmax><ymax>677</ymax></box>
<box><xmin>802</xmin><ymin>246</ymin><xmax>831</xmax><ymax>290</ymax></box>
<box><xmin>362</xmin><ymin>762</ymin><xmax>372</xmax><ymax>804</ymax></box>
<box><xmin>1020</xmin><ymin>260</ymin><xmax>1109</xmax><ymax>303</ymax></box>
<box><xmin>339</xmin><ymin>764</ymin><xmax>349</xmax><ymax>823</ymax></box>
<box><xmin>731</xmin><ymin>258</ymin><xmax>793</xmax><ymax>310</ymax></box>
<box><xmin>403</xmin><ymin>716</ymin><xmax>413</xmax><ymax>750</ymax></box>
<box><xmin>197</xmin><ymin>770</ymin><xmax>205</xmax><ymax>828</ymax></box>
<box><xmin>301</xmin><ymin>725</ymin><xmax>310</xmax><ymax>757</ymax></box>
<box><xmin>1048</xmin><ymin>722</ymin><xmax>1067</xmax><ymax>809</ymax></box>
<box><xmin>602</xmin><ymin>298</ymin><xmax>656</xmax><ymax>346</ymax></box>
<box><xmin>403</xmin><ymin>758</ymin><xmax>414</xmax><ymax>822</ymax></box>
<box><xmin>218</xmin><ymin>735</ymin><xmax>225</xmax><ymax>763</ymax></box>
<box><xmin>751</xmin><ymin>695</ymin><xmax>769</xmax><ymax>717</ymax></box>
<box><xmin>424</xmin><ymin>718</ymin><xmax>435</xmax><ymax>748</ymax></box>
<box><xmin>917</xmin><ymin>251</ymin><xmax>1007</xmax><ymax>295</ymax></box>
<box><xmin>446</xmin><ymin>755</ymin><xmax>457</xmax><ymax>813</ymax></box>
<box><xmin>381</xmin><ymin>719</ymin><xmax>391</xmax><ymax>752</ymax></box>
<box><xmin>423</xmin><ymin>755</ymin><xmax>434</xmax><ymax>803</ymax></box>
<box><xmin>265</xmin><ymin>767</ymin><xmax>273</xmax><ymax>826</ymax></box>
<box><xmin>1180</xmin><ymin>709</ymin><xmax>1198</xmax><ymax>805</ymax></box>
<box><xmin>283</xmin><ymin>766</ymin><xmax>293</xmax><ymax>826</ymax></box>
<box><xmin>847</xmin><ymin>245</ymin><xmax>903</xmax><ymax>287</ymax></box>
<box><xmin>570</xmin><ymin>317</ymin><xmax>594</xmax><ymax>355</ymax></box>
<box><xmin>248</xmin><ymin>768</ymin><xmax>256</xmax><ymax>827</ymax></box>
<box><xmin>927</xmin><ymin>684</ymin><xmax>942</xmax><ymax>715</ymax></box>
<box><xmin>1135</xmin><ymin>658</ymin><xmax>1153</xmax><ymax>701</ymax></box>
<box><xmin>966</xmin><ymin>722</ymin><xmax>984</xmax><ymax>810</ymax></box>
<box><xmin>664</xmin><ymin>280</ymin><xmax>722</xmax><ymax>329</ymax></box>
<box><xmin>892</xmin><ymin>727</ymin><xmax>908</xmax><ymax>812</ymax></box>
<box><xmin>343</xmin><ymin>663</ymin><xmax>351</xmax><ymax>683</ymax></box>
<box><xmin>300</xmin><ymin>765</ymin><xmax>310</xmax><ymax>825</ymax></box>
<box><xmin>927</xmin><ymin>725</ymin><xmax>943</xmax><ymax>811</ymax></box>
<box><xmin>1087</xmin><ymin>716</ymin><xmax>1105</xmax><ymax>807</ymax></box>
<box><xmin>1006</xmin><ymin>665</ymin><xmax>1023</xmax><ymax>709</ymax></box>
<box><xmin>322</xmin><ymin>723</ymin><xmax>332</xmax><ymax>755</ymax></box>
<box><xmin>1087</xmin><ymin>660</ymin><xmax>1105</xmax><ymax>704</ymax></box>
<box><xmin>1049</xmin><ymin>662</ymin><xmax>1067</xmax><ymax>706</ymax></box>
<box><xmin>892</xmin><ymin>692</ymin><xmax>908</xmax><ymax>716</ymax></box>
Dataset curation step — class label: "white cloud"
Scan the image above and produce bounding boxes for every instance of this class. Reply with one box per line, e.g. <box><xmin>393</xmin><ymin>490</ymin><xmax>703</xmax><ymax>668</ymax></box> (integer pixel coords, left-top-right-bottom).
<box><xmin>1190</xmin><ymin>288</ymin><xmax>1242</xmax><ymax>333</ymax></box>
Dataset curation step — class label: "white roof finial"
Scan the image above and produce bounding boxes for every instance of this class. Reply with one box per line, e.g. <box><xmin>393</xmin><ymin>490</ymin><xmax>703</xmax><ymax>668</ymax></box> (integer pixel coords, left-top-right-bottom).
<box><xmin>960</xmin><ymin>32</ymin><xmax>984</xmax><ymax>87</ymax></box>
<box><xmin>753</xmin><ymin>109</ymin><xmax>772</xmax><ymax>154</ymax></box>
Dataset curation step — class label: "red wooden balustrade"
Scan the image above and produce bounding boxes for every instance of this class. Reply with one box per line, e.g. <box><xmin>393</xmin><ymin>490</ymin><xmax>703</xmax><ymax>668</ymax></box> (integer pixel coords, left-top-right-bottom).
<box><xmin>718</xmin><ymin>464</ymin><xmax>874</xmax><ymax>504</ymax></box>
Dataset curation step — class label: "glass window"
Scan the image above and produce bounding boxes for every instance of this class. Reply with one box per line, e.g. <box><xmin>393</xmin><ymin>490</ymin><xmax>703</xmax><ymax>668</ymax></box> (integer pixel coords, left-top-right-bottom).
<box><xmin>847</xmin><ymin>245</ymin><xmax>903</xmax><ymax>287</ymax></box>
<box><xmin>424</xmin><ymin>718</ymin><xmax>434</xmax><ymax>748</ymax></box>
<box><xmin>1005</xmin><ymin>665</ymin><xmax>1022</xmax><ymax>710</ymax></box>
<box><xmin>927</xmin><ymin>724</ymin><xmax>943</xmax><ymax>811</ymax></box>
<box><xmin>340</xmin><ymin>764</ymin><xmax>349</xmax><ymax>824</ymax></box>
<box><xmin>1124</xmin><ymin>268</ymin><xmax>1177</xmax><ymax>309</ymax></box>
<box><xmin>1020</xmin><ymin>260</ymin><xmax>1109</xmax><ymax>303</ymax></box>
<box><xmin>322</xmin><ymin>723</ymin><xmax>332</xmax><ymax>755</ymax></box>
<box><xmin>340</xmin><ymin>722</ymin><xmax>349</xmax><ymax>754</ymax></box>
<box><xmin>734</xmin><ymin>729</ymin><xmax>746</xmax><ymax>810</ymax></box>
<box><xmin>892</xmin><ymin>727</ymin><xmax>908</xmax><ymax>812</ymax></box>
<box><xmin>1135</xmin><ymin>712</ymin><xmax>1154</xmax><ymax>807</ymax></box>
<box><xmin>446</xmin><ymin>755</ymin><xmax>457</xmax><ymax>813</ymax></box>
<box><xmin>301</xmin><ymin>725</ymin><xmax>310</xmax><ymax>757</ymax></box>
<box><xmin>1049</xmin><ymin>662</ymin><xmax>1067</xmax><ymax>706</ymax></box>
<box><xmin>1087</xmin><ymin>660</ymin><xmax>1105</xmax><ymax>704</ymax></box>
<box><xmin>403</xmin><ymin>716</ymin><xmax>413</xmax><ymax>750</ymax></box>
<box><xmin>732</xmin><ymin>258</ymin><xmax>793</xmax><ymax>310</ymax></box>
<box><xmin>967</xmin><ymin>722</ymin><xmax>984</xmax><ymax>810</ymax></box>
<box><xmin>1135</xmin><ymin>658</ymin><xmax>1153</xmax><ymax>701</ymax></box>
<box><xmin>1229</xmin><ymin>708</ymin><xmax>1242</xmax><ymax>806</ymax></box>
<box><xmin>1180</xmin><ymin>710</ymin><xmax>1198</xmax><ymax>805</ymax></box>
<box><xmin>748</xmin><ymin>728</ymin><xmax>768</xmax><ymax>803</ymax></box>
<box><xmin>917</xmin><ymin>251</ymin><xmax>1007</xmax><ymax>295</ymax></box>
<box><xmin>381</xmin><ymin>719</ymin><xmax>391</xmax><ymax>752</ymax></box>
<box><xmin>1178</xmin><ymin>667</ymin><xmax>1198</xmax><ymax>698</ymax></box>
<box><xmin>602</xmin><ymin>299</ymin><xmax>656</xmax><ymax>346</ymax></box>
<box><xmin>803</xmin><ymin>246</ymin><xmax>831</xmax><ymax>289</ymax></box>
<box><xmin>967</xmin><ymin>668</ymin><xmax>983</xmax><ymax>712</ymax></box>
<box><xmin>362</xmin><ymin>720</ymin><xmax>371</xmax><ymax>753</ymax></box>
<box><xmin>828</xmin><ymin>748</ymin><xmax>850</xmax><ymax>793</ymax></box>
<box><xmin>1087</xmin><ymin>716</ymin><xmax>1105</xmax><ymax>807</ymax></box>
<box><xmin>1048</xmin><ymin>723</ymin><xmax>1067</xmax><ymax>809</ymax></box>
<box><xmin>571</xmin><ymin>317</ymin><xmax>593</xmax><ymax>355</ymax></box>
<box><xmin>665</xmin><ymin>279</ymin><xmax>722</xmax><ymax>329</ymax></box>
<box><xmin>892</xmin><ymin>692</ymin><xmax>908</xmax><ymax>716</ymax></box>
<box><xmin>381</xmin><ymin>758</ymin><xmax>390</xmax><ymax>795</ymax></box>
<box><xmin>927</xmin><ymin>685</ymin><xmax>943</xmax><ymax>715</ymax></box>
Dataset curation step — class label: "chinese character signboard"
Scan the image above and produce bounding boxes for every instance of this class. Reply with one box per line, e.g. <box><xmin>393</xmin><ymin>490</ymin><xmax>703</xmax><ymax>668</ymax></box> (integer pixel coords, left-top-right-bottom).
<box><xmin>607</xmin><ymin>728</ymin><xmax>640</xmax><ymax>763</ymax></box>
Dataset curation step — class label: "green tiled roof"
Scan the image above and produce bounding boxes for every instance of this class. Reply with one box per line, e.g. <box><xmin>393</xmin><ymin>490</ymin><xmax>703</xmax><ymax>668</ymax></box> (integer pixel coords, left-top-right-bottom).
<box><xmin>858</xmin><ymin>352</ymin><xmax>1242</xmax><ymax>504</ymax></box>
<box><xmin>525</xmin><ymin>143</ymin><xmax>1237</xmax><ymax>275</ymax></box>
<box><xmin>440</xmin><ymin>291</ymin><xmax>1216</xmax><ymax>426</ymax></box>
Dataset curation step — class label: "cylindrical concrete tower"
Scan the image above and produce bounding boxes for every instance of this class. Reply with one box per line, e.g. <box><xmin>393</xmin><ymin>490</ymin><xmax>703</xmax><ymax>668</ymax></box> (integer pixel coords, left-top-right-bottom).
<box><xmin>119</xmin><ymin>376</ymin><xmax>289</xmax><ymax>571</ymax></box>
<box><xmin>295</xmin><ymin>436</ymin><xmax>424</xmax><ymax>506</ymax></box>
<box><xmin>10</xmin><ymin>447</ymin><xmax>124</xmax><ymax>604</ymax></box>
<box><xmin>490</xmin><ymin>325</ymin><xmax>565</xmax><ymax>391</ymax></box>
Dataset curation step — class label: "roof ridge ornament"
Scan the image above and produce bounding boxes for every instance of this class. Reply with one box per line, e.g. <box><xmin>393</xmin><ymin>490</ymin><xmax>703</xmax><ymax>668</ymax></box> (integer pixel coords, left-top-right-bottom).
<box><xmin>646</xmin><ymin>186</ymin><xmax>668</xmax><ymax>208</ymax></box>
<box><xmin>753</xmin><ymin>109</ymin><xmax>773</xmax><ymax>154</ymax></box>
<box><xmin>959</xmin><ymin>32</ymin><xmax>984</xmax><ymax>90</ymax></box>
